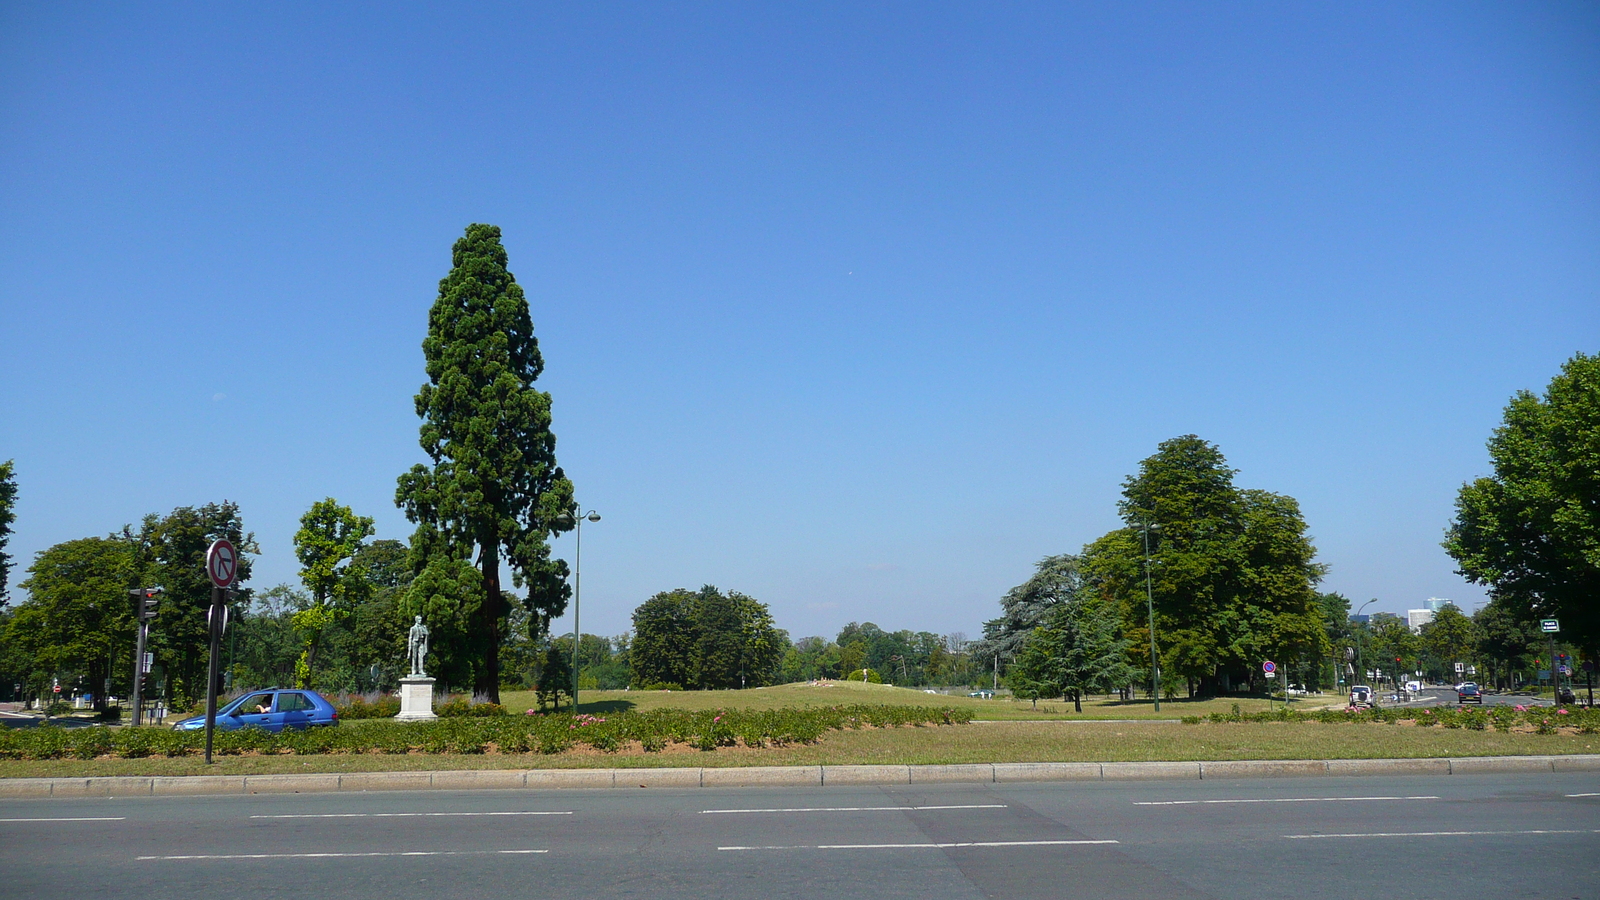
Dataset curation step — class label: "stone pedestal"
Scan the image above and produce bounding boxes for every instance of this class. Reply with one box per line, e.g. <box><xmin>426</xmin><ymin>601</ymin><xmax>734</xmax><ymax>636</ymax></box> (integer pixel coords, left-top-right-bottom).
<box><xmin>396</xmin><ymin>676</ymin><xmax>437</xmax><ymax>722</ymax></box>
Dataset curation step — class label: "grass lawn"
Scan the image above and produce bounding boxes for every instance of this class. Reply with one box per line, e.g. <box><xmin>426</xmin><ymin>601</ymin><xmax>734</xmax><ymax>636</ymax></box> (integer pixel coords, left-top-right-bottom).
<box><xmin>510</xmin><ymin>680</ymin><xmax>1347</xmax><ymax>720</ymax></box>
<box><xmin>1</xmin><ymin>720</ymin><xmax>1592</xmax><ymax>779</ymax></box>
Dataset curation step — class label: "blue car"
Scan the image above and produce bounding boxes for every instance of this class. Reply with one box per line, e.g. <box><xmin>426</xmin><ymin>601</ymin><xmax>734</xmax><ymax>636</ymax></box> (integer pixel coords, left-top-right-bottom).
<box><xmin>172</xmin><ymin>688</ymin><xmax>339</xmax><ymax>733</ymax></box>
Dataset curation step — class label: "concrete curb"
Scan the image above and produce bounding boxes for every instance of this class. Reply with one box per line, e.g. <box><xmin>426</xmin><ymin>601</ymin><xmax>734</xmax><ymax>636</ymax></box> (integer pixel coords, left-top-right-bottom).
<box><xmin>1</xmin><ymin>754</ymin><xmax>1596</xmax><ymax>798</ymax></box>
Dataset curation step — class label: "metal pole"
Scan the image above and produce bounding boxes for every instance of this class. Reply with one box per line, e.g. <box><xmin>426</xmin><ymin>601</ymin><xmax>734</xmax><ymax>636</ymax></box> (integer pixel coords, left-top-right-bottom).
<box><xmin>1142</xmin><ymin>524</ymin><xmax>1160</xmax><ymax>712</ymax></box>
<box><xmin>203</xmin><ymin>587</ymin><xmax>224</xmax><ymax>764</ymax></box>
<box><xmin>1548</xmin><ymin>633</ymin><xmax>1557</xmax><ymax>703</ymax></box>
<box><xmin>571</xmin><ymin>515</ymin><xmax>582</xmax><ymax>713</ymax></box>
<box><xmin>131</xmin><ymin>620</ymin><xmax>147</xmax><ymax>727</ymax></box>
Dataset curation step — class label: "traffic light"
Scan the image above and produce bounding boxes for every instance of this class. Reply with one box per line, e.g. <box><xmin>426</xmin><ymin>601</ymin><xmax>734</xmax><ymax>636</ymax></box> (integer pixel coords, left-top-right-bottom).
<box><xmin>136</xmin><ymin>588</ymin><xmax>160</xmax><ymax>621</ymax></box>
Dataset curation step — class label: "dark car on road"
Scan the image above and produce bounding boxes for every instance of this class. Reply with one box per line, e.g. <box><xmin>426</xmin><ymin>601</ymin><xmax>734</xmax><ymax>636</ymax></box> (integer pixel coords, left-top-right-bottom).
<box><xmin>1457</xmin><ymin>682</ymin><xmax>1483</xmax><ymax>704</ymax></box>
<box><xmin>172</xmin><ymin>688</ymin><xmax>338</xmax><ymax>733</ymax></box>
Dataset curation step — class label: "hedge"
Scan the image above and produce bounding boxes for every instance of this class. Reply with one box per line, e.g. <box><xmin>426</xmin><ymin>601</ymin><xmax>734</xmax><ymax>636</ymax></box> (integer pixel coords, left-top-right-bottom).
<box><xmin>1181</xmin><ymin>703</ymin><xmax>1600</xmax><ymax>733</ymax></box>
<box><xmin>0</xmin><ymin>704</ymin><xmax>971</xmax><ymax>761</ymax></box>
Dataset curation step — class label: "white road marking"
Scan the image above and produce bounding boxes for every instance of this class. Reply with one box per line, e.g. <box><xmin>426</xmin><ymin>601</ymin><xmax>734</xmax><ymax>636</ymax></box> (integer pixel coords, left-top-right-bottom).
<box><xmin>1567</xmin><ymin>793</ymin><xmax>1600</xmax><ymax>798</ymax></box>
<box><xmin>250</xmin><ymin>811</ymin><xmax>572</xmax><ymax>819</ymax></box>
<box><xmin>700</xmin><ymin>804</ymin><xmax>1008</xmax><ymax>815</ymax></box>
<box><xmin>138</xmin><ymin>849</ymin><xmax>548</xmax><ymax>861</ymax></box>
<box><xmin>1136</xmin><ymin>796</ymin><xmax>1438</xmax><ymax>806</ymax></box>
<box><xmin>0</xmin><ymin>816</ymin><xmax>127</xmax><ymax>822</ymax></box>
<box><xmin>719</xmin><ymin>839</ymin><xmax>1117</xmax><ymax>851</ymax></box>
<box><xmin>1285</xmin><ymin>830</ymin><xmax>1600</xmax><ymax>840</ymax></box>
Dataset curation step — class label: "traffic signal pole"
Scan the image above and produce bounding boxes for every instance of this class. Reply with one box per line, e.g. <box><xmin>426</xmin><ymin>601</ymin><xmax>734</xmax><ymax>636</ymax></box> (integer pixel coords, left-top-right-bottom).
<box><xmin>131</xmin><ymin>617</ymin><xmax>148</xmax><ymax>726</ymax></box>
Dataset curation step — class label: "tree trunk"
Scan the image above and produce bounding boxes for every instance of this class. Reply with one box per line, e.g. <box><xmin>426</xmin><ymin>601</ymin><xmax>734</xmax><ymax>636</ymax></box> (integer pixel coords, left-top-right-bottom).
<box><xmin>478</xmin><ymin>543</ymin><xmax>502</xmax><ymax>704</ymax></box>
<box><xmin>1072</xmin><ymin>689</ymin><xmax>1082</xmax><ymax>713</ymax></box>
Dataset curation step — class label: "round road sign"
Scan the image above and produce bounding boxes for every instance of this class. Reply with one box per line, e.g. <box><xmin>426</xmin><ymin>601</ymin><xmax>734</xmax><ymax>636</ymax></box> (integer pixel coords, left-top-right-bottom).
<box><xmin>206</xmin><ymin>539</ymin><xmax>238</xmax><ymax>587</ymax></box>
<box><xmin>1262</xmin><ymin>660</ymin><xmax>1276</xmax><ymax>674</ymax></box>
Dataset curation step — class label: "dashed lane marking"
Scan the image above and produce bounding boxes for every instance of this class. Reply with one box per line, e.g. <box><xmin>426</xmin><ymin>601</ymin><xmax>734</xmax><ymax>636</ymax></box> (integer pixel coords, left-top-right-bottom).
<box><xmin>250</xmin><ymin>811</ymin><xmax>573</xmax><ymax>819</ymax></box>
<box><xmin>700</xmin><ymin>804</ymin><xmax>1008</xmax><ymax>814</ymax></box>
<box><xmin>1285</xmin><ymin>830</ymin><xmax>1600</xmax><ymax>840</ymax></box>
<box><xmin>139</xmin><ymin>849</ymin><xmax>548</xmax><ymax>860</ymax></box>
<box><xmin>719</xmin><ymin>839</ymin><xmax>1118</xmax><ymax>851</ymax></box>
<box><xmin>1136</xmin><ymin>796</ymin><xmax>1438</xmax><ymax>806</ymax></box>
<box><xmin>0</xmin><ymin>816</ymin><xmax>127</xmax><ymax>822</ymax></box>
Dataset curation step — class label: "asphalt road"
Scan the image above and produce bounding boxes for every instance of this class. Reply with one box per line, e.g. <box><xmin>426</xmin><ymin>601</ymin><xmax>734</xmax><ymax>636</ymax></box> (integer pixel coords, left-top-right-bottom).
<box><xmin>4</xmin><ymin>773</ymin><xmax>1598</xmax><ymax>900</ymax></box>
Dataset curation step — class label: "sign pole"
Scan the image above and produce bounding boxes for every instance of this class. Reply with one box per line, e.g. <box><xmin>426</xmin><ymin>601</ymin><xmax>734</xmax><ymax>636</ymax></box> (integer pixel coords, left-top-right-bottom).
<box><xmin>203</xmin><ymin>586</ymin><xmax>224</xmax><ymax>763</ymax></box>
<box><xmin>202</xmin><ymin>539</ymin><xmax>238</xmax><ymax>765</ymax></box>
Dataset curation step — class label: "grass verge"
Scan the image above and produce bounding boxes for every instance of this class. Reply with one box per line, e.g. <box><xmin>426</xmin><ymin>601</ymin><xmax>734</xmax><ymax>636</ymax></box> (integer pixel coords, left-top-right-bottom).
<box><xmin>0</xmin><ymin>721</ymin><xmax>1593</xmax><ymax>779</ymax></box>
<box><xmin>518</xmin><ymin>680</ymin><xmax>1345</xmax><ymax>720</ymax></box>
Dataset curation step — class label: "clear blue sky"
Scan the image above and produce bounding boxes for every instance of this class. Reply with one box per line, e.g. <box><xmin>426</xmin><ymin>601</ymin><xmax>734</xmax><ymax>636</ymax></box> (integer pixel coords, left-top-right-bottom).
<box><xmin>2</xmin><ymin>3</ymin><xmax>1596</xmax><ymax>642</ymax></box>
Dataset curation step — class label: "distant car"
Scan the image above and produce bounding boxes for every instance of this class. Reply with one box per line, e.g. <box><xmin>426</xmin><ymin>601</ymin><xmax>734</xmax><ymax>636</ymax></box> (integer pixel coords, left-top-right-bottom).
<box><xmin>1457</xmin><ymin>683</ymin><xmax>1483</xmax><ymax>704</ymax></box>
<box><xmin>1349</xmin><ymin>685</ymin><xmax>1375</xmax><ymax>707</ymax></box>
<box><xmin>172</xmin><ymin>688</ymin><xmax>338</xmax><ymax>733</ymax></box>
<box><xmin>1404</xmin><ymin>681</ymin><xmax>1422</xmax><ymax>694</ymax></box>
<box><xmin>967</xmin><ymin>690</ymin><xmax>995</xmax><ymax>699</ymax></box>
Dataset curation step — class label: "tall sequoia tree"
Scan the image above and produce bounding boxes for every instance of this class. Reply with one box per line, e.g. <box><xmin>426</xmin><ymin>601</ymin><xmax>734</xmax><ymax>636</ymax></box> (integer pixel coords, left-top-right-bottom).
<box><xmin>397</xmin><ymin>224</ymin><xmax>575</xmax><ymax>703</ymax></box>
<box><xmin>1446</xmin><ymin>352</ymin><xmax>1600</xmax><ymax>662</ymax></box>
<box><xmin>0</xmin><ymin>460</ymin><xmax>16</xmax><ymax>603</ymax></box>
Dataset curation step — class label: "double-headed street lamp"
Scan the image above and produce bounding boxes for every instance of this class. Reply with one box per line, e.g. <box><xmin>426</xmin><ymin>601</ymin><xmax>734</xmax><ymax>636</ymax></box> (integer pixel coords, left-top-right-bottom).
<box><xmin>1140</xmin><ymin>521</ymin><xmax>1162</xmax><ymax>712</ymax></box>
<box><xmin>559</xmin><ymin>509</ymin><xmax>601</xmax><ymax>712</ymax></box>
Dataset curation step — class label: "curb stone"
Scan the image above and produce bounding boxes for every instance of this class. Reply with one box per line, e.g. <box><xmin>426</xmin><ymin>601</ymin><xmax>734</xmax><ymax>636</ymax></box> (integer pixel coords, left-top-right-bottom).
<box><xmin>0</xmin><ymin>754</ymin><xmax>1596</xmax><ymax>798</ymax></box>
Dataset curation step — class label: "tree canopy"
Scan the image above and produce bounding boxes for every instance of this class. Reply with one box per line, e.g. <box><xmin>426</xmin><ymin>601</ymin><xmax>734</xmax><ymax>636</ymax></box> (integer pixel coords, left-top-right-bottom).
<box><xmin>1446</xmin><ymin>352</ymin><xmax>1600</xmax><ymax>660</ymax></box>
<box><xmin>628</xmin><ymin>586</ymin><xmax>785</xmax><ymax>689</ymax></box>
<box><xmin>396</xmin><ymin>224</ymin><xmax>576</xmax><ymax>702</ymax></box>
<box><xmin>1009</xmin><ymin>593</ymin><xmax>1132</xmax><ymax>712</ymax></box>
<box><xmin>1084</xmin><ymin>435</ymin><xmax>1328</xmax><ymax>695</ymax></box>
<box><xmin>291</xmin><ymin>498</ymin><xmax>374</xmax><ymax>687</ymax></box>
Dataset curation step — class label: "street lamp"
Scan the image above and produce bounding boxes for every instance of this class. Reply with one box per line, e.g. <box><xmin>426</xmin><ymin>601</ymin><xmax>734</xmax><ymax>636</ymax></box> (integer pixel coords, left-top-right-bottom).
<box><xmin>1353</xmin><ymin>599</ymin><xmax>1378</xmax><ymax>689</ymax></box>
<box><xmin>559</xmin><ymin>510</ymin><xmax>601</xmax><ymax>712</ymax></box>
<box><xmin>1140</xmin><ymin>521</ymin><xmax>1162</xmax><ymax>712</ymax></box>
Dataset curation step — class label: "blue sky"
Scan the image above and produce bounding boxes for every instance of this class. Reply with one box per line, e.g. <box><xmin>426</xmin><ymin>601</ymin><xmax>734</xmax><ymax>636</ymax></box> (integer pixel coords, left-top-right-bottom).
<box><xmin>2</xmin><ymin>3</ymin><xmax>1596</xmax><ymax>642</ymax></box>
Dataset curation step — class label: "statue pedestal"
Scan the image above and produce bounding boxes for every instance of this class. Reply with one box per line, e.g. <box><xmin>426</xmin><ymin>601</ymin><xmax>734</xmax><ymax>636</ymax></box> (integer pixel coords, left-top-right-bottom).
<box><xmin>395</xmin><ymin>676</ymin><xmax>437</xmax><ymax>722</ymax></box>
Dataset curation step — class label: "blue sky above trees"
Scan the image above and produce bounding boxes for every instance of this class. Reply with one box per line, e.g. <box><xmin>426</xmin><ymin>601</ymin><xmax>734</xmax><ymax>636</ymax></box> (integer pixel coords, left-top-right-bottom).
<box><xmin>1</xmin><ymin>3</ymin><xmax>1596</xmax><ymax>640</ymax></box>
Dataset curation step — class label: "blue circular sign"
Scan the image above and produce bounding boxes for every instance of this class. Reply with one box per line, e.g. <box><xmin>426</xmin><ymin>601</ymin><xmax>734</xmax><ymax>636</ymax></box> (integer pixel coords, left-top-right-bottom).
<box><xmin>1262</xmin><ymin>660</ymin><xmax>1276</xmax><ymax>673</ymax></box>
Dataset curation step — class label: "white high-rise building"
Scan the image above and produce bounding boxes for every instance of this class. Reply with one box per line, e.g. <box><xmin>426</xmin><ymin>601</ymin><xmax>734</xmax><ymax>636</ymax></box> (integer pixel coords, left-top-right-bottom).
<box><xmin>1407</xmin><ymin>598</ymin><xmax>1455</xmax><ymax>633</ymax></box>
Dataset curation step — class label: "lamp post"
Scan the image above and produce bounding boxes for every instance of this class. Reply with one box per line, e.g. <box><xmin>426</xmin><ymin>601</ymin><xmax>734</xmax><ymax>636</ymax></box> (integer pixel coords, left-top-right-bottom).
<box><xmin>560</xmin><ymin>510</ymin><xmax>601</xmax><ymax>712</ymax></box>
<box><xmin>1140</xmin><ymin>521</ymin><xmax>1161</xmax><ymax>712</ymax></box>
<box><xmin>1354</xmin><ymin>599</ymin><xmax>1378</xmax><ymax>690</ymax></box>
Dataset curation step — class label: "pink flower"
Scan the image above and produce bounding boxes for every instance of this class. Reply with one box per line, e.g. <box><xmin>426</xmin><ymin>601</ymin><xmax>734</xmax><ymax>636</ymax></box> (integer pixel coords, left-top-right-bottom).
<box><xmin>1514</xmin><ymin>705</ymin><xmax>1527</xmax><ymax>711</ymax></box>
<box><xmin>1558</xmin><ymin>709</ymin><xmax>1569</xmax><ymax>715</ymax></box>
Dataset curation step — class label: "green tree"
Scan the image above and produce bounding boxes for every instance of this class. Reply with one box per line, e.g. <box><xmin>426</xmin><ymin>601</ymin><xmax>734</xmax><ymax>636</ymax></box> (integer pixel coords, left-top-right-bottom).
<box><xmin>290</xmin><ymin>499</ymin><xmax>374</xmax><ymax>687</ymax></box>
<box><xmin>1445</xmin><ymin>352</ymin><xmax>1600</xmax><ymax>663</ymax></box>
<box><xmin>1088</xmin><ymin>435</ymin><xmax>1328</xmax><ymax>696</ymax></box>
<box><xmin>1420</xmin><ymin>604</ymin><xmax>1478</xmax><ymax>681</ymax></box>
<box><xmin>396</xmin><ymin>224</ymin><xmax>576</xmax><ymax>703</ymax></box>
<box><xmin>131</xmin><ymin>503</ymin><xmax>257</xmax><ymax>706</ymax></box>
<box><xmin>628</xmin><ymin>586</ymin><xmax>785</xmax><ymax>689</ymax></box>
<box><xmin>975</xmin><ymin>555</ymin><xmax>1086</xmax><ymax>671</ymax></box>
<box><xmin>10</xmin><ymin>536</ymin><xmax>139</xmax><ymax>708</ymax></box>
<box><xmin>1473</xmin><ymin>597</ymin><xmax>1537</xmax><ymax>689</ymax></box>
<box><xmin>0</xmin><ymin>460</ymin><xmax>16</xmax><ymax>603</ymax></box>
<box><xmin>629</xmin><ymin>589</ymin><xmax>697</xmax><ymax>688</ymax></box>
<box><xmin>1010</xmin><ymin>594</ymin><xmax>1133</xmax><ymax>712</ymax></box>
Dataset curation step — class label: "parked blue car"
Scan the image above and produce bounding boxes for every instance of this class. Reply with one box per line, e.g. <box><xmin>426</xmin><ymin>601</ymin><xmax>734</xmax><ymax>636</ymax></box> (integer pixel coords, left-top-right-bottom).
<box><xmin>171</xmin><ymin>688</ymin><xmax>339</xmax><ymax>733</ymax></box>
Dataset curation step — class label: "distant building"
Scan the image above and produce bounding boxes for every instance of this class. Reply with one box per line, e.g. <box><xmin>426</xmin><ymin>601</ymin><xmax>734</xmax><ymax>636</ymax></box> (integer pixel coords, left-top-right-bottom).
<box><xmin>1407</xmin><ymin>599</ymin><xmax>1456</xmax><ymax>633</ymax></box>
<box><xmin>1350</xmin><ymin>614</ymin><xmax>1371</xmax><ymax>625</ymax></box>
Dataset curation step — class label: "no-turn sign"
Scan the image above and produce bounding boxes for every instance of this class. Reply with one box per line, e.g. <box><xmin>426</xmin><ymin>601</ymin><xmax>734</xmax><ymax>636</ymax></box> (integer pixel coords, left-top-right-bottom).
<box><xmin>206</xmin><ymin>539</ymin><xmax>238</xmax><ymax>588</ymax></box>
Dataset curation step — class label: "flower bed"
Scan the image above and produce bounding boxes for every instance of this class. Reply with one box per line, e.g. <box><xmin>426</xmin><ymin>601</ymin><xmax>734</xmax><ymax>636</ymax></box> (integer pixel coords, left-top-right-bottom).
<box><xmin>0</xmin><ymin>704</ymin><xmax>971</xmax><ymax>761</ymax></box>
<box><xmin>1181</xmin><ymin>703</ymin><xmax>1598</xmax><ymax>734</ymax></box>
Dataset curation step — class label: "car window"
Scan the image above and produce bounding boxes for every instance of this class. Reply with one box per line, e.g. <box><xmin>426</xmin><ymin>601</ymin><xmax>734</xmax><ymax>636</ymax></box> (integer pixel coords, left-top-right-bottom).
<box><xmin>278</xmin><ymin>692</ymin><xmax>312</xmax><ymax>712</ymax></box>
<box><xmin>235</xmin><ymin>693</ymin><xmax>275</xmax><ymax>714</ymax></box>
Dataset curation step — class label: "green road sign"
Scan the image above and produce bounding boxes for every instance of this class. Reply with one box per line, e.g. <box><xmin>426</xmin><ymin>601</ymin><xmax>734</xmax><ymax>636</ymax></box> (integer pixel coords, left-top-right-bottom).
<box><xmin>1541</xmin><ymin>619</ymin><xmax>1560</xmax><ymax>633</ymax></box>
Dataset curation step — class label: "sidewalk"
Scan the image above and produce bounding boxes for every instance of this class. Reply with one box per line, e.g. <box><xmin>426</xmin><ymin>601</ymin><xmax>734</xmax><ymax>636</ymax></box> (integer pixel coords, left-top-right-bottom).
<box><xmin>3</xmin><ymin>754</ymin><xmax>1596</xmax><ymax>798</ymax></box>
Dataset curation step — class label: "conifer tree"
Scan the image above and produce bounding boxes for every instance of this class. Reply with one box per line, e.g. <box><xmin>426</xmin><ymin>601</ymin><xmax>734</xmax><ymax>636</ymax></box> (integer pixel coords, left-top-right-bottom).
<box><xmin>397</xmin><ymin>224</ymin><xmax>575</xmax><ymax>703</ymax></box>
